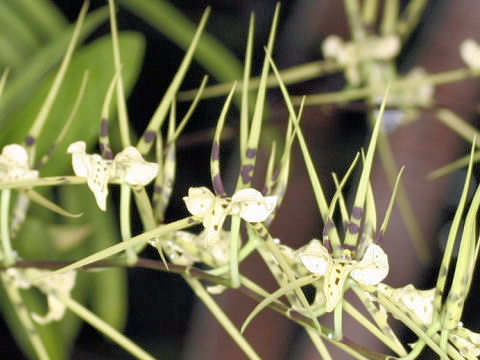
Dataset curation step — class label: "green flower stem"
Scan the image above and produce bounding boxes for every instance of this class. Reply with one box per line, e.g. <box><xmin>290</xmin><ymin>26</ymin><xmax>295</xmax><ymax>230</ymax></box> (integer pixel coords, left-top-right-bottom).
<box><xmin>296</xmin><ymin>68</ymin><xmax>479</xmax><ymax>106</ymax></box>
<box><xmin>120</xmin><ymin>185</ymin><xmax>137</xmax><ymax>265</ymax></box>
<box><xmin>58</xmin><ymin>293</ymin><xmax>156</xmax><ymax>360</ymax></box>
<box><xmin>369</xmin><ymin>111</ymin><xmax>430</xmax><ymax>264</ymax></box>
<box><xmin>11</xmin><ymin>258</ymin><xmax>391</xmax><ymax>360</ymax></box>
<box><xmin>253</xmin><ymin>225</ymin><xmax>332</xmax><ymax>360</ymax></box>
<box><xmin>440</xmin><ymin>329</ymin><xmax>449</xmax><ymax>360</ymax></box>
<box><xmin>397</xmin><ymin>0</ymin><xmax>428</xmax><ymax>41</ymax></box>
<box><xmin>0</xmin><ymin>273</ymin><xmax>50</xmax><ymax>360</ymax></box>
<box><xmin>398</xmin><ymin>322</ymin><xmax>441</xmax><ymax>360</ymax></box>
<box><xmin>343</xmin><ymin>299</ymin><xmax>407</xmax><ymax>357</ymax></box>
<box><xmin>229</xmin><ymin>214</ymin><xmax>241</xmax><ymax>288</ymax></box>
<box><xmin>334</xmin><ymin>300</ymin><xmax>344</xmax><ymax>340</ymax></box>
<box><xmin>108</xmin><ymin>0</ymin><xmax>131</xmax><ymax>147</ymax></box>
<box><xmin>184</xmin><ymin>277</ymin><xmax>261</xmax><ymax>360</ymax></box>
<box><xmin>37</xmin><ymin>217</ymin><xmax>201</xmax><ymax>278</ymax></box>
<box><xmin>1</xmin><ymin>189</ymin><xmax>14</xmax><ymax>266</ymax></box>
<box><xmin>178</xmin><ymin>60</ymin><xmax>343</xmax><ymax>102</ymax></box>
<box><xmin>0</xmin><ymin>176</ymin><xmax>86</xmax><ymax>190</ymax></box>
<box><xmin>377</xmin><ymin>293</ymin><xmax>449</xmax><ymax>359</ymax></box>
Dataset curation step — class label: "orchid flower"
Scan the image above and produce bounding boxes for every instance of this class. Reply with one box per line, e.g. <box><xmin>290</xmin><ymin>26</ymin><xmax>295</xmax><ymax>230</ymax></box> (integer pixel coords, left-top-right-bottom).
<box><xmin>6</xmin><ymin>268</ymin><xmax>76</xmax><ymax>324</ymax></box>
<box><xmin>0</xmin><ymin>144</ymin><xmax>38</xmax><ymax>182</ymax></box>
<box><xmin>67</xmin><ymin>141</ymin><xmax>158</xmax><ymax>211</ymax></box>
<box><xmin>322</xmin><ymin>34</ymin><xmax>400</xmax><ymax>86</ymax></box>
<box><xmin>460</xmin><ymin>39</ymin><xmax>480</xmax><ymax>70</ymax></box>
<box><xmin>161</xmin><ymin>229</ymin><xmax>238</xmax><ymax>267</ymax></box>
<box><xmin>183</xmin><ymin>187</ymin><xmax>277</xmax><ymax>244</ymax></box>
<box><xmin>378</xmin><ymin>283</ymin><xmax>480</xmax><ymax>357</ymax></box>
<box><xmin>300</xmin><ymin>239</ymin><xmax>389</xmax><ymax>312</ymax></box>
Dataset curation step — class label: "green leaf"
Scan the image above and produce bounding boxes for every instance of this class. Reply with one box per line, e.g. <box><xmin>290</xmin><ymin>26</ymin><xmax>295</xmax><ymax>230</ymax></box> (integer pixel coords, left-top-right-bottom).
<box><xmin>61</xmin><ymin>185</ymin><xmax>127</xmax><ymax>330</ymax></box>
<box><xmin>0</xmin><ymin>6</ymin><xmax>109</xmax><ymax>125</ymax></box>
<box><xmin>6</xmin><ymin>0</ymin><xmax>67</xmax><ymax>41</ymax></box>
<box><xmin>0</xmin><ymin>32</ymin><xmax>145</xmax><ymax>175</ymax></box>
<box><xmin>118</xmin><ymin>0</ymin><xmax>243</xmax><ymax>85</ymax></box>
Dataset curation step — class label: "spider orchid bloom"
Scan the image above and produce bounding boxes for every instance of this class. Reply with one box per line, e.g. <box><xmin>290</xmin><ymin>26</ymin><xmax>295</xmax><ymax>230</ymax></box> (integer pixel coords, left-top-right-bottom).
<box><xmin>460</xmin><ymin>39</ymin><xmax>480</xmax><ymax>70</ymax></box>
<box><xmin>161</xmin><ymin>229</ymin><xmax>238</xmax><ymax>267</ymax></box>
<box><xmin>183</xmin><ymin>187</ymin><xmax>277</xmax><ymax>244</ymax></box>
<box><xmin>378</xmin><ymin>284</ymin><xmax>480</xmax><ymax>358</ymax></box>
<box><xmin>6</xmin><ymin>268</ymin><xmax>76</xmax><ymax>324</ymax></box>
<box><xmin>67</xmin><ymin>141</ymin><xmax>159</xmax><ymax>211</ymax></box>
<box><xmin>300</xmin><ymin>239</ymin><xmax>389</xmax><ymax>312</ymax></box>
<box><xmin>322</xmin><ymin>34</ymin><xmax>400</xmax><ymax>86</ymax></box>
<box><xmin>0</xmin><ymin>144</ymin><xmax>38</xmax><ymax>182</ymax></box>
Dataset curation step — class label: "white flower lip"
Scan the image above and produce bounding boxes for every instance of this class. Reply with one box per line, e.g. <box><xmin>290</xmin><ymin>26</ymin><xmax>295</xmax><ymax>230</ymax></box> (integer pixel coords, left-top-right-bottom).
<box><xmin>300</xmin><ymin>240</ymin><xmax>389</xmax><ymax>312</ymax></box>
<box><xmin>182</xmin><ymin>187</ymin><xmax>277</xmax><ymax>244</ymax></box>
<box><xmin>67</xmin><ymin>141</ymin><xmax>159</xmax><ymax>211</ymax></box>
<box><xmin>0</xmin><ymin>144</ymin><xmax>39</xmax><ymax>182</ymax></box>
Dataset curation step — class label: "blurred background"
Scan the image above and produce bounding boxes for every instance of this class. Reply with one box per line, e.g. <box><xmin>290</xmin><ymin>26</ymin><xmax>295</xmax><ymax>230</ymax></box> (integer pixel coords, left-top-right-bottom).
<box><xmin>0</xmin><ymin>0</ymin><xmax>479</xmax><ymax>359</ymax></box>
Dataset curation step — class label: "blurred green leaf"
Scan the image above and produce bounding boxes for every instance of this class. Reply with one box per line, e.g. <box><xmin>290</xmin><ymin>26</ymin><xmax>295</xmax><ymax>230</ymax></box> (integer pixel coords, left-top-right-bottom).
<box><xmin>118</xmin><ymin>0</ymin><xmax>243</xmax><ymax>84</ymax></box>
<box><xmin>5</xmin><ymin>0</ymin><xmax>67</xmax><ymax>42</ymax></box>
<box><xmin>0</xmin><ymin>32</ymin><xmax>145</xmax><ymax>175</ymax></box>
<box><xmin>0</xmin><ymin>6</ymin><xmax>109</xmax><ymax>125</ymax></box>
<box><xmin>61</xmin><ymin>185</ymin><xmax>127</xmax><ymax>330</ymax></box>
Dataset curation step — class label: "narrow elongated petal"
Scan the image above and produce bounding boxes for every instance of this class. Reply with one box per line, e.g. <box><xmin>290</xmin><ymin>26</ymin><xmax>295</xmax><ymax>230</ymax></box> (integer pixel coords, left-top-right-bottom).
<box><xmin>350</xmin><ymin>244</ymin><xmax>389</xmax><ymax>286</ymax></box>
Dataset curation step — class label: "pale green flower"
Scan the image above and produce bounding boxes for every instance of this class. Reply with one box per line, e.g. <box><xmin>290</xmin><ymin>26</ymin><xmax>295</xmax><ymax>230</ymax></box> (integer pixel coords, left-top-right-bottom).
<box><xmin>67</xmin><ymin>141</ymin><xmax>158</xmax><ymax>211</ymax></box>
<box><xmin>183</xmin><ymin>187</ymin><xmax>277</xmax><ymax>244</ymax></box>
<box><xmin>300</xmin><ymin>239</ymin><xmax>389</xmax><ymax>312</ymax></box>
<box><xmin>0</xmin><ymin>144</ymin><xmax>38</xmax><ymax>182</ymax></box>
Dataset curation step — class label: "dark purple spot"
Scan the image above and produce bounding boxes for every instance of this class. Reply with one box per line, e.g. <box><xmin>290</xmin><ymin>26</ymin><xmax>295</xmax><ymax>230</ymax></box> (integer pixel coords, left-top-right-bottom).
<box><xmin>100</xmin><ymin>118</ymin><xmax>109</xmax><ymax>137</ymax></box>
<box><xmin>322</xmin><ymin>220</ymin><xmax>334</xmax><ymax>239</ymax></box>
<box><xmin>352</xmin><ymin>206</ymin><xmax>363</xmax><ymax>220</ymax></box>
<box><xmin>104</xmin><ymin>151</ymin><xmax>114</xmax><ymax>160</ymax></box>
<box><xmin>246</xmin><ymin>148</ymin><xmax>257</xmax><ymax>159</ymax></box>
<box><xmin>240</xmin><ymin>165</ymin><xmax>255</xmax><ymax>184</ymax></box>
<box><xmin>154</xmin><ymin>185</ymin><xmax>162</xmax><ymax>194</ymax></box>
<box><xmin>144</xmin><ymin>130</ymin><xmax>156</xmax><ymax>143</ymax></box>
<box><xmin>324</xmin><ymin>239</ymin><xmax>332</xmax><ymax>253</ymax></box>
<box><xmin>213</xmin><ymin>174</ymin><xmax>226</xmax><ymax>196</ymax></box>
<box><xmin>187</xmin><ymin>218</ymin><xmax>196</xmax><ymax>224</ymax></box>
<box><xmin>348</xmin><ymin>222</ymin><xmax>360</xmax><ymax>234</ymax></box>
<box><xmin>343</xmin><ymin>244</ymin><xmax>356</xmax><ymax>251</ymax></box>
<box><xmin>262</xmin><ymin>233</ymin><xmax>269</xmax><ymax>240</ymax></box>
<box><xmin>25</xmin><ymin>136</ymin><xmax>35</xmax><ymax>146</ymax></box>
<box><xmin>261</xmin><ymin>186</ymin><xmax>269</xmax><ymax>195</ymax></box>
<box><xmin>211</xmin><ymin>142</ymin><xmax>220</xmax><ymax>161</ymax></box>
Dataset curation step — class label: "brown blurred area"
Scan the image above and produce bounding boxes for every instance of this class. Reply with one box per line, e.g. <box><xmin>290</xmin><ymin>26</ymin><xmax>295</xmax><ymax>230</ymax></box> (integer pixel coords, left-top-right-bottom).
<box><xmin>180</xmin><ymin>1</ymin><xmax>480</xmax><ymax>359</ymax></box>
